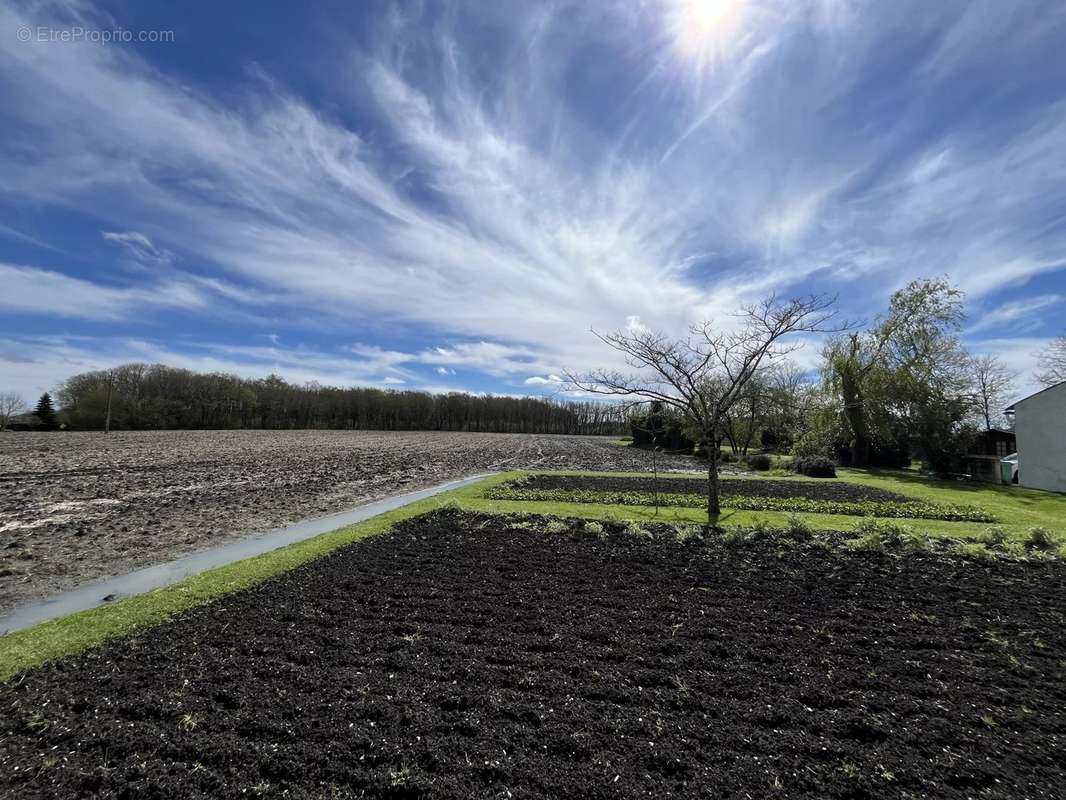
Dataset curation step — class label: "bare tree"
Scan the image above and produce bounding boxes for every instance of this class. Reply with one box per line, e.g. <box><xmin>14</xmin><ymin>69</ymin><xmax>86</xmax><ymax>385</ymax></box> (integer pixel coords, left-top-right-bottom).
<box><xmin>718</xmin><ymin>361</ymin><xmax>813</xmax><ymax>455</ymax></box>
<box><xmin>968</xmin><ymin>354</ymin><xmax>1017</xmax><ymax>430</ymax></box>
<box><xmin>0</xmin><ymin>392</ymin><xmax>26</xmax><ymax>431</ymax></box>
<box><xmin>565</xmin><ymin>294</ymin><xmax>842</xmax><ymax>519</ymax></box>
<box><xmin>1035</xmin><ymin>335</ymin><xmax>1066</xmax><ymax>388</ymax></box>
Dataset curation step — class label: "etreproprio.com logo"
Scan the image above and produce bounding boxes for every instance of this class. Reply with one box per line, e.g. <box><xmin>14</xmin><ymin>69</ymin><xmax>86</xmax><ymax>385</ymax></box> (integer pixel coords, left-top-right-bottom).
<box><xmin>16</xmin><ymin>26</ymin><xmax>175</xmax><ymax>44</ymax></box>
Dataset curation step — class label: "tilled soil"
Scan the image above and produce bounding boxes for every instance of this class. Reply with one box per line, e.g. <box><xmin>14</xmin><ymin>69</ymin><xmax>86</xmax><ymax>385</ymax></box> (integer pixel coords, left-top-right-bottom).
<box><xmin>0</xmin><ymin>431</ymin><xmax>697</xmax><ymax>611</ymax></box>
<box><xmin>2</xmin><ymin>510</ymin><xmax>1064</xmax><ymax>799</ymax></box>
<box><xmin>517</xmin><ymin>474</ymin><xmax>909</xmax><ymax>502</ymax></box>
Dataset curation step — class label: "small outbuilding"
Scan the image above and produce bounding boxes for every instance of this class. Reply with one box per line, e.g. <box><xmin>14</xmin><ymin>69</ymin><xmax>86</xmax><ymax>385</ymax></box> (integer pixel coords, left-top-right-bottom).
<box><xmin>1005</xmin><ymin>381</ymin><xmax>1066</xmax><ymax>494</ymax></box>
<box><xmin>969</xmin><ymin>428</ymin><xmax>1017</xmax><ymax>458</ymax></box>
<box><xmin>961</xmin><ymin>428</ymin><xmax>1017</xmax><ymax>483</ymax></box>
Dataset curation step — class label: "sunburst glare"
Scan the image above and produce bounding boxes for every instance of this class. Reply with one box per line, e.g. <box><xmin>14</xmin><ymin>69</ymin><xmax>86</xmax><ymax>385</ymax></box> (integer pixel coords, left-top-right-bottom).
<box><xmin>665</xmin><ymin>0</ymin><xmax>749</xmax><ymax>70</ymax></box>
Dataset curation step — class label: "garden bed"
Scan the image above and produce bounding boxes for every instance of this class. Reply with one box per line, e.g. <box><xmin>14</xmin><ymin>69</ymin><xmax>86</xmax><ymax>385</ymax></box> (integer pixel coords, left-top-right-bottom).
<box><xmin>488</xmin><ymin>476</ymin><xmax>997</xmax><ymax>522</ymax></box>
<box><xmin>2</xmin><ymin>509</ymin><xmax>1063</xmax><ymax>798</ymax></box>
<box><xmin>518</xmin><ymin>474</ymin><xmax>910</xmax><ymax>502</ymax></box>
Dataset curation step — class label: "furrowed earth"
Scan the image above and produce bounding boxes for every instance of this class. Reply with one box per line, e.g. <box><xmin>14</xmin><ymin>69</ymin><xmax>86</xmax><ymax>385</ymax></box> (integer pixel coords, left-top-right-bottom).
<box><xmin>1</xmin><ymin>510</ymin><xmax>1063</xmax><ymax>799</ymax></box>
<box><xmin>0</xmin><ymin>431</ymin><xmax>697</xmax><ymax>612</ymax></box>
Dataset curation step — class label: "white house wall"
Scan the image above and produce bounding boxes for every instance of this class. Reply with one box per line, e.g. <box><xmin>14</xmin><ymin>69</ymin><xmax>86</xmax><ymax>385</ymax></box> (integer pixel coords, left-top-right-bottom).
<box><xmin>1014</xmin><ymin>382</ymin><xmax>1066</xmax><ymax>494</ymax></box>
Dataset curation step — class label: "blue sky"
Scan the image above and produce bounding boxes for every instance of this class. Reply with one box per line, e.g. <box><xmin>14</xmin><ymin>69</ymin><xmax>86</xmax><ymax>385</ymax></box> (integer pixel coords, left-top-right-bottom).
<box><xmin>2</xmin><ymin>0</ymin><xmax>1065</xmax><ymax>403</ymax></box>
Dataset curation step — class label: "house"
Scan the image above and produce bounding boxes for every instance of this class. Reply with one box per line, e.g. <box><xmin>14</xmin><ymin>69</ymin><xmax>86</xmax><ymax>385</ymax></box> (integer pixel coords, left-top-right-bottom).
<box><xmin>961</xmin><ymin>428</ymin><xmax>1017</xmax><ymax>483</ymax></box>
<box><xmin>1005</xmin><ymin>381</ymin><xmax>1066</xmax><ymax>493</ymax></box>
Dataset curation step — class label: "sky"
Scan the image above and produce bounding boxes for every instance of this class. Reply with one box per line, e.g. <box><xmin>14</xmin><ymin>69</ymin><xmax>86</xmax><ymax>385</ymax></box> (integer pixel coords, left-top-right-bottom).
<box><xmin>1</xmin><ymin>0</ymin><xmax>1065</xmax><ymax>405</ymax></box>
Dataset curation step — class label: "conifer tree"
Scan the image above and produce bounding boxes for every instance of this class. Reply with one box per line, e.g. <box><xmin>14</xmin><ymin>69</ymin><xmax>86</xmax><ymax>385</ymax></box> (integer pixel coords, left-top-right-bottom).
<box><xmin>35</xmin><ymin>392</ymin><xmax>57</xmax><ymax>428</ymax></box>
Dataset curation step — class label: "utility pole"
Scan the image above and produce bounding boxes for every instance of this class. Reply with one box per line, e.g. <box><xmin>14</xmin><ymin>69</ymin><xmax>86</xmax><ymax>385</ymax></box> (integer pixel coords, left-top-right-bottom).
<box><xmin>104</xmin><ymin>371</ymin><xmax>114</xmax><ymax>434</ymax></box>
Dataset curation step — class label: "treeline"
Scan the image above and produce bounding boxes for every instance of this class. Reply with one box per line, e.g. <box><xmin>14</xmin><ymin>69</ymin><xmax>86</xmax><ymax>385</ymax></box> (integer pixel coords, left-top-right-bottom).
<box><xmin>54</xmin><ymin>363</ymin><xmax>626</xmax><ymax>434</ymax></box>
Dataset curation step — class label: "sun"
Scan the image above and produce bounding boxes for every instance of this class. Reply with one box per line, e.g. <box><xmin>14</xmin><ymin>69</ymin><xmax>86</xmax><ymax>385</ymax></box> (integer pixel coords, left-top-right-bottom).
<box><xmin>666</xmin><ymin>0</ymin><xmax>749</xmax><ymax>68</ymax></box>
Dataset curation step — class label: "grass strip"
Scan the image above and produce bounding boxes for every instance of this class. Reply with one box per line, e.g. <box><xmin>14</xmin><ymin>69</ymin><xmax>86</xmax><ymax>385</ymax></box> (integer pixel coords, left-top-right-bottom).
<box><xmin>486</xmin><ymin>485</ymin><xmax>997</xmax><ymax>523</ymax></box>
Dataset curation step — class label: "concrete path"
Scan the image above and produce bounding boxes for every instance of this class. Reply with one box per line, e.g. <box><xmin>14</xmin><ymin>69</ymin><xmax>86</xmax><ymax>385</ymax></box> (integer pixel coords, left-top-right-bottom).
<box><xmin>0</xmin><ymin>473</ymin><xmax>493</xmax><ymax>634</ymax></box>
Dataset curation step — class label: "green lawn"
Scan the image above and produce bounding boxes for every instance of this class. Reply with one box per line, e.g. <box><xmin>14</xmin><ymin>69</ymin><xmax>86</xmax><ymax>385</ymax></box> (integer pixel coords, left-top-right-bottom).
<box><xmin>837</xmin><ymin>468</ymin><xmax>1066</xmax><ymax>538</ymax></box>
<box><xmin>467</xmin><ymin>468</ymin><xmax>1066</xmax><ymax>541</ymax></box>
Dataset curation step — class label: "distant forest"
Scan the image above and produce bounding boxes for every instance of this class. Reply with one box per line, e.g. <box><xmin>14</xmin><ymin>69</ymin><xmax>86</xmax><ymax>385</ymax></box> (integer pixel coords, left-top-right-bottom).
<box><xmin>52</xmin><ymin>363</ymin><xmax>626</xmax><ymax>435</ymax></box>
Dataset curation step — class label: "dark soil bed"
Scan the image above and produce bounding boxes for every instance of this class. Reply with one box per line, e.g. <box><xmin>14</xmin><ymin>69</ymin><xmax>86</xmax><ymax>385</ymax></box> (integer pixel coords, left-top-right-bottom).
<box><xmin>519</xmin><ymin>474</ymin><xmax>909</xmax><ymax>502</ymax></box>
<box><xmin>2</xmin><ymin>510</ymin><xmax>1064</xmax><ymax>799</ymax></box>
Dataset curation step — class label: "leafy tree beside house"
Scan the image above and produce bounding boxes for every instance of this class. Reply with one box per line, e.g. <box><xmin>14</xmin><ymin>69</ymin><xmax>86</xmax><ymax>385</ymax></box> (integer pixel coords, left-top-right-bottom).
<box><xmin>824</xmin><ymin>278</ymin><xmax>975</xmax><ymax>470</ymax></box>
<box><xmin>35</xmin><ymin>392</ymin><xmax>57</xmax><ymax>429</ymax></box>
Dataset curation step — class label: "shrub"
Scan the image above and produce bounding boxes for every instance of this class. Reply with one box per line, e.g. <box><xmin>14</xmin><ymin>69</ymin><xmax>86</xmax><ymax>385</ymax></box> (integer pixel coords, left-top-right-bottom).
<box><xmin>954</xmin><ymin>542</ymin><xmax>994</xmax><ymax>561</ymax></box>
<box><xmin>700</xmin><ymin>447</ymin><xmax>737</xmax><ymax>463</ymax></box>
<box><xmin>672</xmin><ymin>524</ymin><xmax>701</xmax><ymax>543</ymax></box>
<box><xmin>792</xmin><ymin>455</ymin><xmax>837</xmax><ymax>478</ymax></box>
<box><xmin>784</xmin><ymin>514</ymin><xmax>813</xmax><ymax>540</ymax></box>
<box><xmin>978</xmin><ymin>526</ymin><xmax>1011</xmax><ymax>549</ymax></box>
<box><xmin>583</xmin><ymin>521</ymin><xmax>605</xmax><ymax>537</ymax></box>
<box><xmin>623</xmin><ymin>520</ymin><xmax>651</xmax><ymax>538</ymax></box>
<box><xmin>854</xmin><ymin>518</ymin><xmax>911</xmax><ymax>541</ymax></box>
<box><xmin>744</xmin><ymin>453</ymin><xmax>772</xmax><ymax>471</ymax></box>
<box><xmin>748</xmin><ymin>518</ymin><xmax>776</xmax><ymax>539</ymax></box>
<box><xmin>544</xmin><ymin>519</ymin><xmax>568</xmax><ymax>534</ymax></box>
<box><xmin>849</xmin><ymin>519</ymin><xmax>931</xmax><ymax>553</ymax></box>
<box><xmin>722</xmin><ymin>527</ymin><xmax>749</xmax><ymax>546</ymax></box>
<box><xmin>1000</xmin><ymin>541</ymin><xmax>1027</xmax><ymax>559</ymax></box>
<box><xmin>629</xmin><ymin>404</ymin><xmax>694</xmax><ymax>451</ymax></box>
<box><xmin>1024</xmin><ymin>526</ymin><xmax>1056</xmax><ymax>552</ymax></box>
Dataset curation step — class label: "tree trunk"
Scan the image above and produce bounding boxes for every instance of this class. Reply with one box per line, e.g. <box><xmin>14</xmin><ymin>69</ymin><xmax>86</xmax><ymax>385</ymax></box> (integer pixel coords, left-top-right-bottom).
<box><xmin>840</xmin><ymin>370</ymin><xmax>870</xmax><ymax>467</ymax></box>
<box><xmin>707</xmin><ymin>447</ymin><xmax>721</xmax><ymax>520</ymax></box>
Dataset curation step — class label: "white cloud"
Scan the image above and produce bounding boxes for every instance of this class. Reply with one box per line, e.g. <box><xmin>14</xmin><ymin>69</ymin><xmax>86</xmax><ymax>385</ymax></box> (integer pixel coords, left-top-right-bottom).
<box><xmin>0</xmin><ymin>0</ymin><xmax>1063</xmax><ymax>390</ymax></box>
<box><xmin>524</xmin><ymin>374</ymin><xmax>564</xmax><ymax>386</ymax></box>
<box><xmin>0</xmin><ymin>1</ymin><xmax>746</xmax><ymax>371</ymax></box>
<box><xmin>0</xmin><ymin>261</ymin><xmax>274</xmax><ymax>322</ymax></box>
<box><xmin>413</xmin><ymin>342</ymin><xmax>554</xmax><ymax>376</ymax></box>
<box><xmin>625</xmin><ymin>316</ymin><xmax>650</xmax><ymax>334</ymax></box>
<box><xmin>0</xmin><ymin>262</ymin><xmax>207</xmax><ymax>320</ymax></box>
<box><xmin>966</xmin><ymin>295</ymin><xmax>1065</xmax><ymax>336</ymax></box>
<box><xmin>102</xmin><ymin>230</ymin><xmax>171</xmax><ymax>264</ymax></box>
